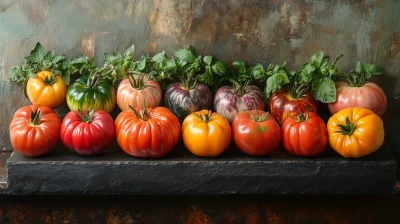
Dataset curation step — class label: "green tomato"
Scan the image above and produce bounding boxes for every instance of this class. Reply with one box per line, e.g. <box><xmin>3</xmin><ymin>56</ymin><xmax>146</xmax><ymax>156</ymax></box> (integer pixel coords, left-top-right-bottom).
<box><xmin>66</xmin><ymin>75</ymin><xmax>116</xmax><ymax>113</ymax></box>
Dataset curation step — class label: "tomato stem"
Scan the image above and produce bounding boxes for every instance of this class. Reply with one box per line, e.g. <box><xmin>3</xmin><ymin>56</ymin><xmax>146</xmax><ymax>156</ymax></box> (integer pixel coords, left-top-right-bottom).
<box><xmin>29</xmin><ymin>108</ymin><xmax>42</xmax><ymax>126</ymax></box>
<box><xmin>129</xmin><ymin>99</ymin><xmax>150</xmax><ymax>121</ymax></box>
<box><xmin>289</xmin><ymin>112</ymin><xmax>309</xmax><ymax>123</ymax></box>
<box><xmin>249</xmin><ymin>110</ymin><xmax>269</xmax><ymax>122</ymax></box>
<box><xmin>128</xmin><ymin>72</ymin><xmax>148</xmax><ymax>90</ymax></box>
<box><xmin>336</xmin><ymin>116</ymin><xmax>357</xmax><ymax>135</ymax></box>
<box><xmin>195</xmin><ymin>110</ymin><xmax>213</xmax><ymax>123</ymax></box>
<box><xmin>43</xmin><ymin>73</ymin><xmax>55</xmax><ymax>86</ymax></box>
<box><xmin>229</xmin><ymin>79</ymin><xmax>249</xmax><ymax>96</ymax></box>
<box><xmin>77</xmin><ymin>109</ymin><xmax>94</xmax><ymax>123</ymax></box>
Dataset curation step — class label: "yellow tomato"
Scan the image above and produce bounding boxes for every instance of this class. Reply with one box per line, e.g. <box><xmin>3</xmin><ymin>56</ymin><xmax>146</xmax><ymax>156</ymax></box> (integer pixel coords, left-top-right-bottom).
<box><xmin>327</xmin><ymin>107</ymin><xmax>384</xmax><ymax>158</ymax></box>
<box><xmin>26</xmin><ymin>70</ymin><xmax>67</xmax><ymax>109</ymax></box>
<box><xmin>182</xmin><ymin>110</ymin><xmax>232</xmax><ymax>157</ymax></box>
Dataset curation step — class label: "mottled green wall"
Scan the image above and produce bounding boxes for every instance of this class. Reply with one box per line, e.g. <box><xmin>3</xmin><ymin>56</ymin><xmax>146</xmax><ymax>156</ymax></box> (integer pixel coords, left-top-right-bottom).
<box><xmin>1</xmin><ymin>0</ymin><xmax>399</xmax><ymax>150</ymax></box>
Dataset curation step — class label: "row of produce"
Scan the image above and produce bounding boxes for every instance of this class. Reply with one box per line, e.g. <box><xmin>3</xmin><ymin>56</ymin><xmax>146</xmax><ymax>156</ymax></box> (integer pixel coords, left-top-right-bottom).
<box><xmin>8</xmin><ymin>43</ymin><xmax>387</xmax><ymax>159</ymax></box>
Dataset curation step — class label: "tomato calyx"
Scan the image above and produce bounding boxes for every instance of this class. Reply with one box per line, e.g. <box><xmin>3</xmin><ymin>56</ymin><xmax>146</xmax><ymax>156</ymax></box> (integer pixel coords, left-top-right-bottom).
<box><xmin>77</xmin><ymin>109</ymin><xmax>95</xmax><ymax>123</ymax></box>
<box><xmin>249</xmin><ymin>110</ymin><xmax>269</xmax><ymax>122</ymax></box>
<box><xmin>29</xmin><ymin>108</ymin><xmax>42</xmax><ymax>126</ymax></box>
<box><xmin>129</xmin><ymin>99</ymin><xmax>151</xmax><ymax>121</ymax></box>
<box><xmin>43</xmin><ymin>73</ymin><xmax>55</xmax><ymax>86</ymax></box>
<box><xmin>229</xmin><ymin>79</ymin><xmax>249</xmax><ymax>96</ymax></box>
<box><xmin>289</xmin><ymin>112</ymin><xmax>309</xmax><ymax>123</ymax></box>
<box><xmin>336</xmin><ymin>116</ymin><xmax>357</xmax><ymax>135</ymax></box>
<box><xmin>128</xmin><ymin>72</ymin><xmax>148</xmax><ymax>90</ymax></box>
<box><xmin>195</xmin><ymin>110</ymin><xmax>214</xmax><ymax>123</ymax></box>
<box><xmin>86</xmin><ymin>71</ymin><xmax>102</xmax><ymax>88</ymax></box>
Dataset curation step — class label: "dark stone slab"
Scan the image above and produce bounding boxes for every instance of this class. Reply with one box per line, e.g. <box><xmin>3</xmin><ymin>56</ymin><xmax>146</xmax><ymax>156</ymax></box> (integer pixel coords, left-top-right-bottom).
<box><xmin>6</xmin><ymin>138</ymin><xmax>397</xmax><ymax>195</ymax></box>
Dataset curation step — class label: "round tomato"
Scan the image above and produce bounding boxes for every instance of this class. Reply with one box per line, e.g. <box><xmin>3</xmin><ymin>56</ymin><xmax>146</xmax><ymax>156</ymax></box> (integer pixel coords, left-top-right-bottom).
<box><xmin>269</xmin><ymin>89</ymin><xmax>318</xmax><ymax>125</ymax></box>
<box><xmin>214</xmin><ymin>85</ymin><xmax>265</xmax><ymax>123</ymax></box>
<box><xmin>117</xmin><ymin>74</ymin><xmax>162</xmax><ymax>111</ymax></box>
<box><xmin>182</xmin><ymin>110</ymin><xmax>231</xmax><ymax>157</ymax></box>
<box><xmin>26</xmin><ymin>70</ymin><xmax>67</xmax><ymax>109</ymax></box>
<box><xmin>164</xmin><ymin>82</ymin><xmax>213</xmax><ymax>122</ymax></box>
<box><xmin>328</xmin><ymin>81</ymin><xmax>387</xmax><ymax>117</ymax></box>
<box><xmin>66</xmin><ymin>75</ymin><xmax>116</xmax><ymax>113</ymax></box>
<box><xmin>114</xmin><ymin>102</ymin><xmax>181</xmax><ymax>158</ymax></box>
<box><xmin>61</xmin><ymin>109</ymin><xmax>115</xmax><ymax>155</ymax></box>
<box><xmin>232</xmin><ymin>110</ymin><xmax>281</xmax><ymax>156</ymax></box>
<box><xmin>281</xmin><ymin>112</ymin><xmax>328</xmax><ymax>157</ymax></box>
<box><xmin>327</xmin><ymin>107</ymin><xmax>384</xmax><ymax>158</ymax></box>
<box><xmin>9</xmin><ymin>105</ymin><xmax>61</xmax><ymax>157</ymax></box>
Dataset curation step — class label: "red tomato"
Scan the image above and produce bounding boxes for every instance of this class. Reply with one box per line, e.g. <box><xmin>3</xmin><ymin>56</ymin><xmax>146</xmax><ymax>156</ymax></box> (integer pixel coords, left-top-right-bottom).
<box><xmin>114</xmin><ymin>104</ymin><xmax>181</xmax><ymax>158</ymax></box>
<box><xmin>232</xmin><ymin>110</ymin><xmax>281</xmax><ymax>156</ymax></box>
<box><xmin>328</xmin><ymin>81</ymin><xmax>387</xmax><ymax>117</ymax></box>
<box><xmin>281</xmin><ymin>112</ymin><xmax>328</xmax><ymax>157</ymax></box>
<box><xmin>9</xmin><ymin>105</ymin><xmax>61</xmax><ymax>157</ymax></box>
<box><xmin>61</xmin><ymin>110</ymin><xmax>115</xmax><ymax>155</ymax></box>
<box><xmin>269</xmin><ymin>89</ymin><xmax>318</xmax><ymax>125</ymax></box>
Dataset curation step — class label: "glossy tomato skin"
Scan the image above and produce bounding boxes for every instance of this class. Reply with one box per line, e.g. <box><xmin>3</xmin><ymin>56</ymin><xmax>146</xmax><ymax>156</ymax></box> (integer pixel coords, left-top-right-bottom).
<box><xmin>214</xmin><ymin>85</ymin><xmax>265</xmax><ymax>123</ymax></box>
<box><xmin>327</xmin><ymin>107</ymin><xmax>384</xmax><ymax>158</ymax></box>
<box><xmin>328</xmin><ymin>81</ymin><xmax>387</xmax><ymax>117</ymax></box>
<box><xmin>27</xmin><ymin>71</ymin><xmax>67</xmax><ymax>109</ymax></box>
<box><xmin>281</xmin><ymin>112</ymin><xmax>328</xmax><ymax>157</ymax></box>
<box><xmin>164</xmin><ymin>83</ymin><xmax>213</xmax><ymax>122</ymax></box>
<box><xmin>115</xmin><ymin>107</ymin><xmax>181</xmax><ymax>158</ymax></box>
<box><xmin>9</xmin><ymin>105</ymin><xmax>61</xmax><ymax>157</ymax></box>
<box><xmin>232</xmin><ymin>110</ymin><xmax>281</xmax><ymax>156</ymax></box>
<box><xmin>269</xmin><ymin>89</ymin><xmax>318</xmax><ymax>125</ymax></box>
<box><xmin>182</xmin><ymin>110</ymin><xmax>231</xmax><ymax>157</ymax></box>
<box><xmin>117</xmin><ymin>77</ymin><xmax>162</xmax><ymax>111</ymax></box>
<box><xmin>66</xmin><ymin>75</ymin><xmax>116</xmax><ymax>113</ymax></box>
<box><xmin>60</xmin><ymin>110</ymin><xmax>115</xmax><ymax>155</ymax></box>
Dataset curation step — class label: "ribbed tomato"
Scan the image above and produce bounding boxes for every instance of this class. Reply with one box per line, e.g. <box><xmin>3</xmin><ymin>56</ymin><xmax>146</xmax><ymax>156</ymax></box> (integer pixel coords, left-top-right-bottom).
<box><xmin>214</xmin><ymin>85</ymin><xmax>265</xmax><ymax>123</ymax></box>
<box><xmin>281</xmin><ymin>112</ymin><xmax>328</xmax><ymax>157</ymax></box>
<box><xmin>117</xmin><ymin>74</ymin><xmax>162</xmax><ymax>111</ymax></box>
<box><xmin>164</xmin><ymin>83</ymin><xmax>213</xmax><ymax>122</ymax></box>
<box><xmin>269</xmin><ymin>89</ymin><xmax>318</xmax><ymax>125</ymax></box>
<box><xmin>61</xmin><ymin>110</ymin><xmax>115</xmax><ymax>155</ymax></box>
<box><xmin>232</xmin><ymin>110</ymin><xmax>281</xmax><ymax>156</ymax></box>
<box><xmin>328</xmin><ymin>81</ymin><xmax>387</xmax><ymax>117</ymax></box>
<box><xmin>114</xmin><ymin>102</ymin><xmax>181</xmax><ymax>158</ymax></box>
<box><xmin>66</xmin><ymin>75</ymin><xmax>116</xmax><ymax>113</ymax></box>
<box><xmin>26</xmin><ymin>70</ymin><xmax>67</xmax><ymax>109</ymax></box>
<box><xmin>9</xmin><ymin>105</ymin><xmax>62</xmax><ymax>157</ymax></box>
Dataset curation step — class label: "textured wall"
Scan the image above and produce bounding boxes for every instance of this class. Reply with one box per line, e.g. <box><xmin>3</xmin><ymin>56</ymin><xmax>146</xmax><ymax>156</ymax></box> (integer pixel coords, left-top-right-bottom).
<box><xmin>1</xmin><ymin>0</ymin><xmax>399</xmax><ymax>150</ymax></box>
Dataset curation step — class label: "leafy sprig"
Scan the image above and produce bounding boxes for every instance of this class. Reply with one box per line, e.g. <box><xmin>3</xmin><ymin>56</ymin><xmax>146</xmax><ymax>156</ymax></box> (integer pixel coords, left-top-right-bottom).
<box><xmin>337</xmin><ymin>61</ymin><xmax>383</xmax><ymax>87</ymax></box>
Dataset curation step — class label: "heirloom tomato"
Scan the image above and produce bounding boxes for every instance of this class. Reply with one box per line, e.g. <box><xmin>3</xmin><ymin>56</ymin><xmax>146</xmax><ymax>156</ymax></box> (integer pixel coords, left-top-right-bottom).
<box><xmin>164</xmin><ymin>82</ymin><xmax>213</xmax><ymax>122</ymax></box>
<box><xmin>182</xmin><ymin>110</ymin><xmax>231</xmax><ymax>157</ymax></box>
<box><xmin>26</xmin><ymin>71</ymin><xmax>67</xmax><ymax>109</ymax></box>
<box><xmin>327</xmin><ymin>107</ymin><xmax>384</xmax><ymax>158</ymax></box>
<box><xmin>328</xmin><ymin>61</ymin><xmax>386</xmax><ymax>117</ymax></box>
<box><xmin>9</xmin><ymin>105</ymin><xmax>62</xmax><ymax>157</ymax></box>
<box><xmin>328</xmin><ymin>81</ymin><xmax>386</xmax><ymax>117</ymax></box>
<box><xmin>214</xmin><ymin>84</ymin><xmax>265</xmax><ymax>123</ymax></box>
<box><xmin>232</xmin><ymin>110</ymin><xmax>281</xmax><ymax>156</ymax></box>
<box><xmin>269</xmin><ymin>89</ymin><xmax>318</xmax><ymax>125</ymax></box>
<box><xmin>281</xmin><ymin>112</ymin><xmax>328</xmax><ymax>157</ymax></box>
<box><xmin>61</xmin><ymin>109</ymin><xmax>115</xmax><ymax>155</ymax></box>
<box><xmin>117</xmin><ymin>73</ymin><xmax>162</xmax><ymax>111</ymax></box>
<box><xmin>66</xmin><ymin>74</ymin><xmax>116</xmax><ymax>113</ymax></box>
<box><xmin>114</xmin><ymin>101</ymin><xmax>181</xmax><ymax>158</ymax></box>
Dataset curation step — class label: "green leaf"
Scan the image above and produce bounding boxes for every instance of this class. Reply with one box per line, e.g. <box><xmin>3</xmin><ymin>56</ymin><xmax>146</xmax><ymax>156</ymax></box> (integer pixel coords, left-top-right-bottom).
<box><xmin>104</xmin><ymin>53</ymin><xmax>122</xmax><ymax>63</ymax></box>
<box><xmin>25</xmin><ymin>42</ymin><xmax>47</xmax><ymax>63</ymax></box>
<box><xmin>123</xmin><ymin>44</ymin><xmax>135</xmax><ymax>57</ymax></box>
<box><xmin>152</xmin><ymin>51</ymin><xmax>167</xmax><ymax>62</ymax></box>
<box><xmin>363</xmin><ymin>62</ymin><xmax>383</xmax><ymax>79</ymax></box>
<box><xmin>175</xmin><ymin>49</ymin><xmax>196</xmax><ymax>63</ymax></box>
<box><xmin>311</xmin><ymin>77</ymin><xmax>336</xmax><ymax>103</ymax></box>
<box><xmin>249</xmin><ymin>63</ymin><xmax>265</xmax><ymax>80</ymax></box>
<box><xmin>299</xmin><ymin>63</ymin><xmax>315</xmax><ymax>84</ymax></box>
<box><xmin>211</xmin><ymin>60</ymin><xmax>227</xmax><ymax>76</ymax></box>
<box><xmin>233</xmin><ymin>61</ymin><xmax>246</xmax><ymax>74</ymax></box>
<box><xmin>8</xmin><ymin>66</ymin><xmax>24</xmax><ymax>82</ymax></box>
<box><xmin>70</xmin><ymin>56</ymin><xmax>88</xmax><ymax>65</ymax></box>
<box><xmin>52</xmin><ymin>55</ymin><xmax>65</xmax><ymax>64</ymax></box>
<box><xmin>136</xmin><ymin>56</ymin><xmax>147</xmax><ymax>71</ymax></box>
<box><xmin>355</xmin><ymin>61</ymin><xmax>362</xmax><ymax>74</ymax></box>
<box><xmin>62</xmin><ymin>70</ymin><xmax>71</xmax><ymax>85</ymax></box>
<box><xmin>27</xmin><ymin>70</ymin><xmax>36</xmax><ymax>78</ymax></box>
<box><xmin>203</xmin><ymin>56</ymin><xmax>213</xmax><ymax>65</ymax></box>
<box><xmin>44</xmin><ymin>51</ymin><xmax>55</xmax><ymax>61</ymax></box>
<box><xmin>265</xmin><ymin>72</ymin><xmax>290</xmax><ymax>97</ymax></box>
<box><xmin>310</xmin><ymin>51</ymin><xmax>324</xmax><ymax>67</ymax></box>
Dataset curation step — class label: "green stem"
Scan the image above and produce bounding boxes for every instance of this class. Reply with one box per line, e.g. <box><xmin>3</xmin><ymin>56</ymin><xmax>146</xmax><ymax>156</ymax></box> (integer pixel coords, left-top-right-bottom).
<box><xmin>128</xmin><ymin>72</ymin><xmax>147</xmax><ymax>90</ymax></box>
<box><xmin>336</xmin><ymin>116</ymin><xmax>357</xmax><ymax>135</ymax></box>
<box><xmin>77</xmin><ymin>109</ymin><xmax>94</xmax><ymax>123</ymax></box>
<box><xmin>249</xmin><ymin>110</ymin><xmax>269</xmax><ymax>122</ymax></box>
<box><xmin>44</xmin><ymin>73</ymin><xmax>55</xmax><ymax>85</ymax></box>
<box><xmin>195</xmin><ymin>110</ymin><xmax>213</xmax><ymax>123</ymax></box>
<box><xmin>128</xmin><ymin>99</ymin><xmax>150</xmax><ymax>121</ymax></box>
<box><xmin>29</xmin><ymin>108</ymin><xmax>42</xmax><ymax>126</ymax></box>
<box><xmin>229</xmin><ymin>79</ymin><xmax>248</xmax><ymax>96</ymax></box>
<box><xmin>332</xmin><ymin>54</ymin><xmax>344</xmax><ymax>66</ymax></box>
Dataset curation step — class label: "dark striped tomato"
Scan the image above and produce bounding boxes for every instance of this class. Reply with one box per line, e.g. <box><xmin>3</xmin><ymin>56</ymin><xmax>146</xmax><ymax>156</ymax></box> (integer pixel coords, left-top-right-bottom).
<box><xmin>214</xmin><ymin>85</ymin><xmax>265</xmax><ymax>123</ymax></box>
<box><xmin>269</xmin><ymin>89</ymin><xmax>318</xmax><ymax>125</ymax></box>
<box><xmin>164</xmin><ymin>82</ymin><xmax>213</xmax><ymax>121</ymax></box>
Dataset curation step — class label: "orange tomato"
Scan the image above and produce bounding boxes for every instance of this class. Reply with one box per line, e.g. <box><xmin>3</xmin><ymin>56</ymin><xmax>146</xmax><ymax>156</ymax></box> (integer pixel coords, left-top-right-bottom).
<box><xmin>327</xmin><ymin>107</ymin><xmax>384</xmax><ymax>158</ymax></box>
<box><xmin>26</xmin><ymin>70</ymin><xmax>67</xmax><ymax>109</ymax></box>
<box><xmin>182</xmin><ymin>110</ymin><xmax>231</xmax><ymax>157</ymax></box>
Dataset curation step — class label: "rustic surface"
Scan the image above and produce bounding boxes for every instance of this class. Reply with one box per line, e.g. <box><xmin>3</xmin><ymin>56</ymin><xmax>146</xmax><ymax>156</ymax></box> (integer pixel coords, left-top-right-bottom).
<box><xmin>1</xmin><ymin>0</ymin><xmax>400</xmax><ymax>151</ymax></box>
